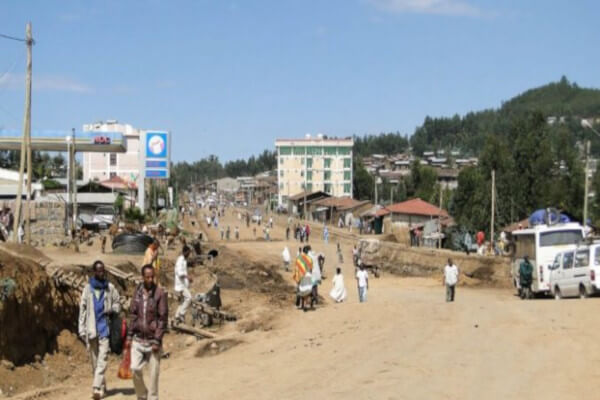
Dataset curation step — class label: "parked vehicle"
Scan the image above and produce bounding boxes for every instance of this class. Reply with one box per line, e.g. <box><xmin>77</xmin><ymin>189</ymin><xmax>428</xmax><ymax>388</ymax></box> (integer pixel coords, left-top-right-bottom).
<box><xmin>549</xmin><ymin>248</ymin><xmax>592</xmax><ymax>299</ymax></box>
<box><xmin>92</xmin><ymin>206</ymin><xmax>116</xmax><ymax>229</ymax></box>
<box><xmin>511</xmin><ymin>222</ymin><xmax>585</xmax><ymax>296</ymax></box>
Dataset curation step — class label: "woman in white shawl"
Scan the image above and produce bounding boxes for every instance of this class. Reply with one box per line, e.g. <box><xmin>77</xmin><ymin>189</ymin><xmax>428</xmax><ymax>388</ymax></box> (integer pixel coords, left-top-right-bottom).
<box><xmin>329</xmin><ymin>267</ymin><xmax>347</xmax><ymax>303</ymax></box>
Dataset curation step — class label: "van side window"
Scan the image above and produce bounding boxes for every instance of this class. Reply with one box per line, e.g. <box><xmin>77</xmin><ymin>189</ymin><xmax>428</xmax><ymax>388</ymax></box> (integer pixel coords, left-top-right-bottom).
<box><xmin>595</xmin><ymin>248</ymin><xmax>600</xmax><ymax>266</ymax></box>
<box><xmin>563</xmin><ymin>252</ymin><xmax>574</xmax><ymax>269</ymax></box>
<box><xmin>576</xmin><ymin>250</ymin><xmax>589</xmax><ymax>268</ymax></box>
<box><xmin>552</xmin><ymin>254</ymin><xmax>561</xmax><ymax>270</ymax></box>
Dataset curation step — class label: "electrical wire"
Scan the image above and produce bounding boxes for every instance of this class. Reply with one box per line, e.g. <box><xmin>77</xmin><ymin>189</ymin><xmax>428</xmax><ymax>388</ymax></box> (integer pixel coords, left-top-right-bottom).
<box><xmin>0</xmin><ymin>33</ymin><xmax>26</xmax><ymax>42</ymax></box>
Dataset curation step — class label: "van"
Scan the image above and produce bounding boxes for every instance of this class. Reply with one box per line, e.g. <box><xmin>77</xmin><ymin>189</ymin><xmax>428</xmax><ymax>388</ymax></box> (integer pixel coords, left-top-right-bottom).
<box><xmin>549</xmin><ymin>248</ymin><xmax>592</xmax><ymax>299</ymax></box>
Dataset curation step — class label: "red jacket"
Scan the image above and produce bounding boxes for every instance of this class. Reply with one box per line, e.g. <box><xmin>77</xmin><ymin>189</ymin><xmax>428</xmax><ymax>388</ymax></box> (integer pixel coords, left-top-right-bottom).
<box><xmin>127</xmin><ymin>283</ymin><xmax>168</xmax><ymax>346</ymax></box>
<box><xmin>476</xmin><ymin>231</ymin><xmax>485</xmax><ymax>246</ymax></box>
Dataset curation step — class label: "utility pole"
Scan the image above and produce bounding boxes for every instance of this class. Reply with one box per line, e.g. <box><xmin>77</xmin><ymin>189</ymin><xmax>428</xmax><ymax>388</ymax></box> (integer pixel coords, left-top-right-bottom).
<box><xmin>13</xmin><ymin>22</ymin><xmax>33</xmax><ymax>242</ymax></box>
<box><xmin>72</xmin><ymin>128</ymin><xmax>78</xmax><ymax>239</ymax></box>
<box><xmin>438</xmin><ymin>184</ymin><xmax>443</xmax><ymax>248</ymax></box>
<box><xmin>584</xmin><ymin>140</ymin><xmax>591</xmax><ymax>228</ymax></box>
<box><xmin>491</xmin><ymin>170</ymin><xmax>495</xmax><ymax>248</ymax></box>
<box><xmin>303</xmin><ymin>146</ymin><xmax>307</xmax><ymax>220</ymax></box>
<box><xmin>374</xmin><ymin>178</ymin><xmax>378</xmax><ymax>205</ymax></box>
<box><xmin>390</xmin><ymin>185</ymin><xmax>393</xmax><ymax>205</ymax></box>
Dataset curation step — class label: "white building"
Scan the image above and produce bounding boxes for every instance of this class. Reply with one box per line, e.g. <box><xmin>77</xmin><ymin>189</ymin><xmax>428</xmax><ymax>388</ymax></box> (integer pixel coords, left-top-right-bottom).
<box><xmin>82</xmin><ymin>121</ymin><xmax>142</xmax><ymax>183</ymax></box>
<box><xmin>275</xmin><ymin>135</ymin><xmax>353</xmax><ymax>205</ymax></box>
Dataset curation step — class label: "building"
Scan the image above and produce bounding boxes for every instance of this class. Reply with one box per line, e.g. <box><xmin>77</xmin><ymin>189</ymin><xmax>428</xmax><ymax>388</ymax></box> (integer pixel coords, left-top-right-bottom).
<box><xmin>275</xmin><ymin>135</ymin><xmax>354</xmax><ymax>205</ymax></box>
<box><xmin>379</xmin><ymin>198</ymin><xmax>448</xmax><ymax>227</ymax></box>
<box><xmin>82</xmin><ymin>120</ymin><xmax>143</xmax><ymax>184</ymax></box>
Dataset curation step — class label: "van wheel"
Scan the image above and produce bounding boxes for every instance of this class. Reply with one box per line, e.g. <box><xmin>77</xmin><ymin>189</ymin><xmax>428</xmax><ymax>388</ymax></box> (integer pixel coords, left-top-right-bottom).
<box><xmin>554</xmin><ymin>287</ymin><xmax>562</xmax><ymax>300</ymax></box>
<box><xmin>579</xmin><ymin>285</ymin><xmax>589</xmax><ymax>299</ymax></box>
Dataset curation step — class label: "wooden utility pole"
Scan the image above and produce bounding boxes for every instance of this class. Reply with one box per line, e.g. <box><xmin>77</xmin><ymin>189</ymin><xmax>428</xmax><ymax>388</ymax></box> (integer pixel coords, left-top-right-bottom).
<box><xmin>491</xmin><ymin>170</ymin><xmax>495</xmax><ymax>250</ymax></box>
<box><xmin>438</xmin><ymin>184</ymin><xmax>443</xmax><ymax>248</ymax></box>
<box><xmin>584</xmin><ymin>140</ymin><xmax>591</xmax><ymax>227</ymax></box>
<box><xmin>71</xmin><ymin>128</ymin><xmax>78</xmax><ymax>241</ymax></box>
<box><xmin>13</xmin><ymin>22</ymin><xmax>33</xmax><ymax>243</ymax></box>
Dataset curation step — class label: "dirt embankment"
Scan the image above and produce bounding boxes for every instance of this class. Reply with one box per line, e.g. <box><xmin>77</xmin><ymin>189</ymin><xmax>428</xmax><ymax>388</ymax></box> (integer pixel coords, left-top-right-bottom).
<box><xmin>359</xmin><ymin>239</ymin><xmax>512</xmax><ymax>287</ymax></box>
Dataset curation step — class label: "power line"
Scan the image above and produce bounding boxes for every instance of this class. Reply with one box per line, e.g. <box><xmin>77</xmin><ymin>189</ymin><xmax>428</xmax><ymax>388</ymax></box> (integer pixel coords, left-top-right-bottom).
<box><xmin>0</xmin><ymin>32</ymin><xmax>35</xmax><ymax>45</ymax></box>
<box><xmin>0</xmin><ymin>33</ymin><xmax>26</xmax><ymax>42</ymax></box>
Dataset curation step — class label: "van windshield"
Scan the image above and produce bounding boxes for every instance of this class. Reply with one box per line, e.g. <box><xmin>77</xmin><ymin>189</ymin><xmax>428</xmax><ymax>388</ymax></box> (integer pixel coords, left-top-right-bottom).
<box><xmin>539</xmin><ymin>230</ymin><xmax>583</xmax><ymax>247</ymax></box>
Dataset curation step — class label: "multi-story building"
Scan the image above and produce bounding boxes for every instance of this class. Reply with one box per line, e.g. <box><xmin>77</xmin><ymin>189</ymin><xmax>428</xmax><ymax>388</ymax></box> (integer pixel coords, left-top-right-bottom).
<box><xmin>82</xmin><ymin>121</ymin><xmax>142</xmax><ymax>183</ymax></box>
<box><xmin>275</xmin><ymin>135</ymin><xmax>353</xmax><ymax>205</ymax></box>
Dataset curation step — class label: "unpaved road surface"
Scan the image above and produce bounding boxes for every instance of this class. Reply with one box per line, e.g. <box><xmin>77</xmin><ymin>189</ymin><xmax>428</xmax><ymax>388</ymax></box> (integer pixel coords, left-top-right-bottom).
<box><xmin>21</xmin><ymin>211</ymin><xmax>600</xmax><ymax>400</ymax></box>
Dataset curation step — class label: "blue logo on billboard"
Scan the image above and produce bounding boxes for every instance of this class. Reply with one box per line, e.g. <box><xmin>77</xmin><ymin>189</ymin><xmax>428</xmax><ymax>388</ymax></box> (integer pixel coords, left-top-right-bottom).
<box><xmin>146</xmin><ymin>132</ymin><xmax>168</xmax><ymax>158</ymax></box>
<box><xmin>146</xmin><ymin>160</ymin><xmax>167</xmax><ymax>168</ymax></box>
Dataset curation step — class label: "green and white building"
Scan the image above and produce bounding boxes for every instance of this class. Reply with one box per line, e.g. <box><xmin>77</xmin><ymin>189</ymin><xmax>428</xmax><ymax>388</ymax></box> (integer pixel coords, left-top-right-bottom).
<box><xmin>275</xmin><ymin>135</ymin><xmax>353</xmax><ymax>206</ymax></box>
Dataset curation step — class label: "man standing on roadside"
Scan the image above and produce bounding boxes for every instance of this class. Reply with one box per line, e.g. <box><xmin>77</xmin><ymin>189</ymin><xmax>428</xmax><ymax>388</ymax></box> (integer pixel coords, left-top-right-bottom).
<box><xmin>519</xmin><ymin>255</ymin><xmax>533</xmax><ymax>299</ymax></box>
<box><xmin>127</xmin><ymin>265</ymin><xmax>168</xmax><ymax>400</ymax></box>
<box><xmin>78</xmin><ymin>260</ymin><xmax>121</xmax><ymax>400</ymax></box>
<box><xmin>174</xmin><ymin>245</ymin><xmax>193</xmax><ymax>325</ymax></box>
<box><xmin>143</xmin><ymin>239</ymin><xmax>161</xmax><ymax>280</ymax></box>
<box><xmin>356</xmin><ymin>264</ymin><xmax>369</xmax><ymax>303</ymax></box>
<box><xmin>444</xmin><ymin>258</ymin><xmax>459</xmax><ymax>302</ymax></box>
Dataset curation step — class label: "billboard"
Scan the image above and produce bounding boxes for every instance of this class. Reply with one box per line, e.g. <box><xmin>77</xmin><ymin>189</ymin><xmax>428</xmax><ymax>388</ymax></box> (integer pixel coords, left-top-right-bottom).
<box><xmin>143</xmin><ymin>131</ymin><xmax>170</xmax><ymax>179</ymax></box>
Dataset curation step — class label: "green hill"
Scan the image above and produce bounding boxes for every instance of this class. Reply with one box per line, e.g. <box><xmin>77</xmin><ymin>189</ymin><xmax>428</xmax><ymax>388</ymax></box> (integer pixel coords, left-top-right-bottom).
<box><xmin>410</xmin><ymin>76</ymin><xmax>600</xmax><ymax>156</ymax></box>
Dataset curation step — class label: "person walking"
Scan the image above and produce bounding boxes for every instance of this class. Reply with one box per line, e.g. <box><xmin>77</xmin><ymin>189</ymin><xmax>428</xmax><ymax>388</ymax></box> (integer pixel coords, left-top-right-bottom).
<box><xmin>305</xmin><ymin>224</ymin><xmax>311</xmax><ymax>242</ymax></box>
<box><xmin>78</xmin><ymin>260</ymin><xmax>121</xmax><ymax>400</ymax></box>
<box><xmin>126</xmin><ymin>265</ymin><xmax>168</xmax><ymax>400</ymax></box>
<box><xmin>174</xmin><ymin>246</ymin><xmax>193</xmax><ymax>325</ymax></box>
<box><xmin>234</xmin><ymin>226</ymin><xmax>240</xmax><ymax>240</ymax></box>
<box><xmin>476</xmin><ymin>230</ymin><xmax>485</xmax><ymax>255</ymax></box>
<box><xmin>323</xmin><ymin>226</ymin><xmax>329</xmax><ymax>244</ymax></box>
<box><xmin>226</xmin><ymin>225</ymin><xmax>231</xmax><ymax>240</ymax></box>
<box><xmin>286</xmin><ymin>225</ymin><xmax>290</xmax><ymax>240</ymax></box>
<box><xmin>143</xmin><ymin>239</ymin><xmax>161</xmax><ymax>282</ymax></box>
<box><xmin>329</xmin><ymin>267</ymin><xmax>347</xmax><ymax>303</ymax></box>
<box><xmin>282</xmin><ymin>246</ymin><xmax>291</xmax><ymax>271</ymax></box>
<box><xmin>356</xmin><ymin>264</ymin><xmax>369</xmax><ymax>303</ymax></box>
<box><xmin>444</xmin><ymin>258</ymin><xmax>459</xmax><ymax>302</ymax></box>
<box><xmin>337</xmin><ymin>242</ymin><xmax>344</xmax><ymax>264</ymax></box>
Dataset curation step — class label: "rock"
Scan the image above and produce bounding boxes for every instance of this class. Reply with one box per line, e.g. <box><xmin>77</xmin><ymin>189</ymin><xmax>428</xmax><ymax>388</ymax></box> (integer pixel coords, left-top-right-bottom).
<box><xmin>210</xmin><ymin>342</ymin><xmax>218</xmax><ymax>350</ymax></box>
<box><xmin>34</xmin><ymin>354</ymin><xmax>42</xmax><ymax>363</ymax></box>
<box><xmin>0</xmin><ymin>360</ymin><xmax>14</xmax><ymax>371</ymax></box>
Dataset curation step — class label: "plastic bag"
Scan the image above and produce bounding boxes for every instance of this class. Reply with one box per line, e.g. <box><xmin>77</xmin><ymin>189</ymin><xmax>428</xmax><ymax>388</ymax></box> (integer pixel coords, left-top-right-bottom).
<box><xmin>117</xmin><ymin>343</ymin><xmax>132</xmax><ymax>380</ymax></box>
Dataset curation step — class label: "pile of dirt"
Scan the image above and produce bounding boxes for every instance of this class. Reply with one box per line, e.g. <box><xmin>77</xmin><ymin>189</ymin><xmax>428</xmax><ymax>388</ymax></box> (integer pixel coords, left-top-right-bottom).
<box><xmin>358</xmin><ymin>238</ymin><xmax>512</xmax><ymax>287</ymax></box>
<box><xmin>0</xmin><ymin>248</ymin><xmax>79</xmax><ymax>366</ymax></box>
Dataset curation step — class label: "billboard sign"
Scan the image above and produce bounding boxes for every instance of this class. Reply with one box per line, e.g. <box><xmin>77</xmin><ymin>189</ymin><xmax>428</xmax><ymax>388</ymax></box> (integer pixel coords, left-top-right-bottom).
<box><xmin>142</xmin><ymin>131</ymin><xmax>170</xmax><ymax>180</ymax></box>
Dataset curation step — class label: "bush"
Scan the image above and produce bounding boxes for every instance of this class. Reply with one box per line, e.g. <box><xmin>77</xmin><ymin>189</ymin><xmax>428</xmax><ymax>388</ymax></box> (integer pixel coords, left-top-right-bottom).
<box><xmin>124</xmin><ymin>206</ymin><xmax>144</xmax><ymax>223</ymax></box>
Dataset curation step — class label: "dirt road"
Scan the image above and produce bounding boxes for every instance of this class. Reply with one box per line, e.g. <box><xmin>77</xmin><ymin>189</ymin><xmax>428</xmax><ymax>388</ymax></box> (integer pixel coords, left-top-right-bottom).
<box><xmin>19</xmin><ymin>210</ymin><xmax>600</xmax><ymax>400</ymax></box>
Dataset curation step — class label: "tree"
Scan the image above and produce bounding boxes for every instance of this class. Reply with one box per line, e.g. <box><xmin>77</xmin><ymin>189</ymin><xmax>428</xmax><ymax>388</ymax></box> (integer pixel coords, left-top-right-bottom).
<box><xmin>353</xmin><ymin>158</ymin><xmax>374</xmax><ymax>201</ymax></box>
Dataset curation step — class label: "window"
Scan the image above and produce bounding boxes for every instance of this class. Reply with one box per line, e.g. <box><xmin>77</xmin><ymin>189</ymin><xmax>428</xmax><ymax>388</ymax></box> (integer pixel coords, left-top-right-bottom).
<box><xmin>293</xmin><ymin>146</ymin><xmax>306</xmax><ymax>155</ymax></box>
<box><xmin>324</xmin><ymin>147</ymin><xmax>337</xmax><ymax>155</ymax></box>
<box><xmin>280</xmin><ymin>170</ymin><xmax>284</xmax><ymax>177</ymax></box>
<box><xmin>343</xmin><ymin>158</ymin><xmax>351</xmax><ymax>168</ymax></box>
<box><xmin>324</xmin><ymin>183</ymin><xmax>332</xmax><ymax>194</ymax></box>
<box><xmin>109</xmin><ymin>172</ymin><xmax>116</xmax><ymax>178</ymax></box>
<box><xmin>306</xmin><ymin>183</ymin><xmax>313</xmax><ymax>192</ymax></box>
<box><xmin>539</xmin><ymin>230</ymin><xmax>583</xmax><ymax>247</ymax></box>
<box><xmin>306</xmin><ymin>171</ymin><xmax>312</xmax><ymax>181</ymax></box>
<box><xmin>279</xmin><ymin>183</ymin><xmax>283</xmax><ymax>189</ymax></box>
<box><xmin>344</xmin><ymin>171</ymin><xmax>351</xmax><ymax>180</ymax></box>
<box><xmin>514</xmin><ymin>234</ymin><xmax>536</xmax><ymax>260</ymax></box>
<box><xmin>324</xmin><ymin>158</ymin><xmax>331</xmax><ymax>168</ymax></box>
<box><xmin>279</xmin><ymin>146</ymin><xmax>292</xmax><ymax>155</ymax></box>
<box><xmin>279</xmin><ymin>158</ymin><xmax>284</xmax><ymax>165</ymax></box>
<box><xmin>595</xmin><ymin>247</ymin><xmax>600</xmax><ymax>266</ymax></box>
<box><xmin>110</xmin><ymin>153</ymin><xmax>117</xmax><ymax>166</ymax></box>
<box><xmin>562</xmin><ymin>252</ymin><xmax>574</xmax><ymax>269</ymax></box>
<box><xmin>576</xmin><ymin>249</ymin><xmax>589</xmax><ymax>268</ymax></box>
<box><xmin>338</xmin><ymin>147</ymin><xmax>351</xmax><ymax>156</ymax></box>
<box><xmin>307</xmin><ymin>146</ymin><xmax>322</xmax><ymax>155</ymax></box>
<box><xmin>324</xmin><ymin>171</ymin><xmax>331</xmax><ymax>180</ymax></box>
<box><xmin>307</xmin><ymin>158</ymin><xmax>313</xmax><ymax>168</ymax></box>
<box><xmin>344</xmin><ymin>183</ymin><xmax>351</xmax><ymax>194</ymax></box>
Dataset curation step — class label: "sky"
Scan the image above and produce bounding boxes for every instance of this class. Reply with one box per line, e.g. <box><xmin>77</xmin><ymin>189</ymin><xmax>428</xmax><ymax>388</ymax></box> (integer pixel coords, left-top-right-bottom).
<box><xmin>0</xmin><ymin>0</ymin><xmax>599</xmax><ymax>162</ymax></box>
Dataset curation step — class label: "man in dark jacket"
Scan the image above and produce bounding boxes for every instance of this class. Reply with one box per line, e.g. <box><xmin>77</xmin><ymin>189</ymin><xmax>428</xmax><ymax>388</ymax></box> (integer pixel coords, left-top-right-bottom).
<box><xmin>519</xmin><ymin>255</ymin><xmax>534</xmax><ymax>299</ymax></box>
<box><xmin>126</xmin><ymin>264</ymin><xmax>168</xmax><ymax>400</ymax></box>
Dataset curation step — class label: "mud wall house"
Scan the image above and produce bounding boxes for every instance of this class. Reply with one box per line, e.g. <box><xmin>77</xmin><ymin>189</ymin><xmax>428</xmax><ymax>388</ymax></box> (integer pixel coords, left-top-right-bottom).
<box><xmin>287</xmin><ymin>190</ymin><xmax>330</xmax><ymax>217</ymax></box>
<box><xmin>380</xmin><ymin>198</ymin><xmax>449</xmax><ymax>229</ymax></box>
<box><xmin>309</xmin><ymin>196</ymin><xmax>371</xmax><ymax>224</ymax></box>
